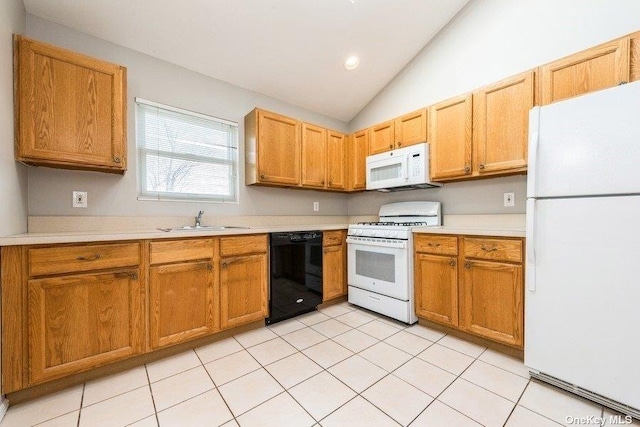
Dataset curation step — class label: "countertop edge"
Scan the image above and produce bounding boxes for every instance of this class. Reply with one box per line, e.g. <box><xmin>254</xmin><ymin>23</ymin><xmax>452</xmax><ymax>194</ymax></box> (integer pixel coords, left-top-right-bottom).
<box><xmin>413</xmin><ymin>226</ymin><xmax>526</xmax><ymax>238</ymax></box>
<box><xmin>0</xmin><ymin>224</ymin><xmax>350</xmax><ymax>246</ymax></box>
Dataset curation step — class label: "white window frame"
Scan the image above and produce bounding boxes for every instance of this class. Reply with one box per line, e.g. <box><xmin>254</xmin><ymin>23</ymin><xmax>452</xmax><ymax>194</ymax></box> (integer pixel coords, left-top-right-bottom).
<box><xmin>135</xmin><ymin>98</ymin><xmax>239</xmax><ymax>203</ymax></box>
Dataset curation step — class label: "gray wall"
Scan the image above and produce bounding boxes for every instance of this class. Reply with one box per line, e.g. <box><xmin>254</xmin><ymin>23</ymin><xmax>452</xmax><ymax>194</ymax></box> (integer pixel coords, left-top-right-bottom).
<box><xmin>26</xmin><ymin>15</ymin><xmax>349</xmax><ymax>217</ymax></box>
<box><xmin>348</xmin><ymin>0</ymin><xmax>640</xmax><ymax>216</ymax></box>
<box><xmin>0</xmin><ymin>0</ymin><xmax>27</xmax><ymax>236</ymax></box>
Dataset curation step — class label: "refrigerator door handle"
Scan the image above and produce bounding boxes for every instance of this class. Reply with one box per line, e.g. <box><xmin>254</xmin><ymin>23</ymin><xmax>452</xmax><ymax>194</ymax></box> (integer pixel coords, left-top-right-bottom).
<box><xmin>527</xmin><ymin>107</ymin><xmax>540</xmax><ymax>198</ymax></box>
<box><xmin>526</xmin><ymin>198</ymin><xmax>536</xmax><ymax>292</ymax></box>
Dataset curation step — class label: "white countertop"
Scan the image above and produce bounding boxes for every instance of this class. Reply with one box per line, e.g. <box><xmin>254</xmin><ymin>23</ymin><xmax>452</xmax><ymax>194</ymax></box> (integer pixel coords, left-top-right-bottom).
<box><xmin>0</xmin><ymin>224</ymin><xmax>349</xmax><ymax>246</ymax></box>
<box><xmin>413</xmin><ymin>225</ymin><xmax>525</xmax><ymax>238</ymax></box>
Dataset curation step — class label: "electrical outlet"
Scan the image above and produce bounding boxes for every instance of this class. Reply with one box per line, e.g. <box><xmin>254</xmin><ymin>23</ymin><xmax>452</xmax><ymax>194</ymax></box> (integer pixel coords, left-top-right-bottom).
<box><xmin>313</xmin><ymin>201</ymin><xmax>319</xmax><ymax>212</ymax></box>
<box><xmin>73</xmin><ymin>191</ymin><xmax>88</xmax><ymax>208</ymax></box>
<box><xmin>504</xmin><ymin>192</ymin><xmax>515</xmax><ymax>207</ymax></box>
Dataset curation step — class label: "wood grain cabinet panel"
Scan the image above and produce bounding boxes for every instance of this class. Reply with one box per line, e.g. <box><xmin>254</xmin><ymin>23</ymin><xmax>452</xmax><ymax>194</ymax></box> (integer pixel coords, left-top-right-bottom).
<box><xmin>460</xmin><ymin>259</ymin><xmax>523</xmax><ymax>347</ymax></box>
<box><xmin>429</xmin><ymin>93</ymin><xmax>473</xmax><ymax>181</ymax></box>
<box><xmin>348</xmin><ymin>130</ymin><xmax>368</xmax><ymax>191</ymax></box>
<box><xmin>369</xmin><ymin>120</ymin><xmax>395</xmax><ymax>155</ymax></box>
<box><xmin>28</xmin><ymin>243</ymin><xmax>140</xmax><ymax>276</ymax></box>
<box><xmin>14</xmin><ymin>35</ymin><xmax>127</xmax><ymax>173</ymax></box>
<box><xmin>473</xmin><ymin>71</ymin><xmax>534</xmax><ymax>176</ymax></box>
<box><xmin>540</xmin><ymin>38</ymin><xmax>630</xmax><ymax>105</ymax></box>
<box><xmin>326</xmin><ymin>131</ymin><xmax>346</xmax><ymax>190</ymax></box>
<box><xmin>631</xmin><ymin>31</ymin><xmax>640</xmax><ymax>82</ymax></box>
<box><xmin>414</xmin><ymin>253</ymin><xmax>458</xmax><ymax>327</ymax></box>
<box><xmin>394</xmin><ymin>108</ymin><xmax>427</xmax><ymax>149</ymax></box>
<box><xmin>220</xmin><ymin>253</ymin><xmax>268</xmax><ymax>329</ymax></box>
<box><xmin>301</xmin><ymin>123</ymin><xmax>327</xmax><ymax>188</ymax></box>
<box><xmin>149</xmin><ymin>239</ymin><xmax>214</xmax><ymax>265</ymax></box>
<box><xmin>322</xmin><ymin>230</ymin><xmax>347</xmax><ymax>301</ymax></box>
<box><xmin>28</xmin><ymin>270</ymin><xmax>143</xmax><ymax>384</ymax></box>
<box><xmin>220</xmin><ymin>234</ymin><xmax>268</xmax><ymax>257</ymax></box>
<box><xmin>149</xmin><ymin>261</ymin><xmax>217</xmax><ymax>349</ymax></box>
<box><xmin>414</xmin><ymin>235</ymin><xmax>457</xmax><ymax>256</ymax></box>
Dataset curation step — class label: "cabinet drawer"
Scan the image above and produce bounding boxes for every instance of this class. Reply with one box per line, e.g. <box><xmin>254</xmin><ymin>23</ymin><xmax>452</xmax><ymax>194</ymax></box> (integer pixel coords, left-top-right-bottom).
<box><xmin>220</xmin><ymin>234</ymin><xmax>268</xmax><ymax>257</ymax></box>
<box><xmin>323</xmin><ymin>230</ymin><xmax>345</xmax><ymax>246</ymax></box>
<box><xmin>28</xmin><ymin>243</ymin><xmax>140</xmax><ymax>277</ymax></box>
<box><xmin>414</xmin><ymin>235</ymin><xmax>458</xmax><ymax>255</ymax></box>
<box><xmin>150</xmin><ymin>239</ymin><xmax>215</xmax><ymax>265</ymax></box>
<box><xmin>463</xmin><ymin>238</ymin><xmax>522</xmax><ymax>263</ymax></box>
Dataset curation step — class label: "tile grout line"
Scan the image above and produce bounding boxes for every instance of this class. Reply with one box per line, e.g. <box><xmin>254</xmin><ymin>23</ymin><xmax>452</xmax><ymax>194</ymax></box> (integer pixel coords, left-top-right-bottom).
<box><xmin>144</xmin><ymin>364</ymin><xmax>161</xmax><ymax>427</ymax></box>
<box><xmin>76</xmin><ymin>383</ymin><xmax>85</xmax><ymax>427</ymax></box>
<box><xmin>192</xmin><ymin>348</ymin><xmax>237</xmax><ymax>426</ymax></box>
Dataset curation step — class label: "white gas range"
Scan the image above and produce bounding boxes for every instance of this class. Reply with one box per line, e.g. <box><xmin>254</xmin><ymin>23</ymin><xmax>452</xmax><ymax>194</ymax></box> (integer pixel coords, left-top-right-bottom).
<box><xmin>346</xmin><ymin>201</ymin><xmax>441</xmax><ymax>324</ymax></box>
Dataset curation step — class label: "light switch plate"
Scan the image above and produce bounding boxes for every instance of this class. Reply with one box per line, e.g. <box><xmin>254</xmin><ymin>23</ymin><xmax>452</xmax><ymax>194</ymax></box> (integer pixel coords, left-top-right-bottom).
<box><xmin>504</xmin><ymin>192</ymin><xmax>515</xmax><ymax>207</ymax></box>
<box><xmin>73</xmin><ymin>191</ymin><xmax>88</xmax><ymax>208</ymax></box>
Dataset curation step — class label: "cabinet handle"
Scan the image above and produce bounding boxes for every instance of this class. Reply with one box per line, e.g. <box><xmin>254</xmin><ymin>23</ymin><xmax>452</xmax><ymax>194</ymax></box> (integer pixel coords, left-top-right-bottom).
<box><xmin>77</xmin><ymin>254</ymin><xmax>101</xmax><ymax>261</ymax></box>
<box><xmin>207</xmin><ymin>263</ymin><xmax>213</xmax><ymax>271</ymax></box>
<box><xmin>479</xmin><ymin>164</ymin><xmax>485</xmax><ymax>170</ymax></box>
<box><xmin>481</xmin><ymin>245</ymin><xmax>497</xmax><ymax>252</ymax></box>
<box><xmin>113</xmin><ymin>156</ymin><xmax>121</xmax><ymax>163</ymax></box>
<box><xmin>464</xmin><ymin>262</ymin><xmax>471</xmax><ymax>269</ymax></box>
<box><xmin>427</xmin><ymin>243</ymin><xmax>440</xmax><ymax>247</ymax></box>
<box><xmin>464</xmin><ymin>166</ymin><xmax>471</xmax><ymax>173</ymax></box>
<box><xmin>619</xmin><ymin>81</ymin><xmax>629</xmax><ymax>85</ymax></box>
<box><xmin>115</xmin><ymin>272</ymin><xmax>138</xmax><ymax>280</ymax></box>
<box><xmin>130</xmin><ymin>273</ymin><xmax>138</xmax><ymax>280</ymax></box>
<box><xmin>449</xmin><ymin>260</ymin><xmax>456</xmax><ymax>267</ymax></box>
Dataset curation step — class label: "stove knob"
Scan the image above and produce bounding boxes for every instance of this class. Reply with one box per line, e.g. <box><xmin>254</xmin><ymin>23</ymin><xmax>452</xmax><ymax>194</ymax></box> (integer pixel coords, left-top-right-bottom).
<box><xmin>370</xmin><ymin>230</ymin><xmax>377</xmax><ymax>236</ymax></box>
<box><xmin>390</xmin><ymin>231</ymin><xmax>398</xmax><ymax>238</ymax></box>
<box><xmin>383</xmin><ymin>231</ymin><xmax>390</xmax><ymax>237</ymax></box>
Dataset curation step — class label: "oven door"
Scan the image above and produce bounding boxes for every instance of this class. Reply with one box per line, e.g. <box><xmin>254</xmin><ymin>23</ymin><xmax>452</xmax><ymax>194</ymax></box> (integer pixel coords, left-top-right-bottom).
<box><xmin>346</xmin><ymin>236</ymin><xmax>410</xmax><ymax>300</ymax></box>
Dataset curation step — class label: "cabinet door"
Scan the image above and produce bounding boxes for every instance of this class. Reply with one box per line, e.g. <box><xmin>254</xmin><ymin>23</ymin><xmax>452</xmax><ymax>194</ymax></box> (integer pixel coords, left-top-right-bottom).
<box><xmin>429</xmin><ymin>94</ymin><xmax>473</xmax><ymax>181</ymax></box>
<box><xmin>414</xmin><ymin>253</ymin><xmax>458</xmax><ymax>327</ymax></box>
<box><xmin>460</xmin><ymin>260</ymin><xmax>523</xmax><ymax>348</ymax></box>
<box><xmin>327</xmin><ymin>131</ymin><xmax>346</xmax><ymax>190</ymax></box>
<box><xmin>301</xmin><ymin>123</ymin><xmax>327</xmax><ymax>188</ymax></box>
<box><xmin>632</xmin><ymin>32</ymin><xmax>640</xmax><ymax>82</ymax></box>
<box><xmin>473</xmin><ymin>71</ymin><xmax>534</xmax><ymax>175</ymax></box>
<box><xmin>369</xmin><ymin>121</ymin><xmax>395</xmax><ymax>155</ymax></box>
<box><xmin>257</xmin><ymin>110</ymin><xmax>300</xmax><ymax>185</ymax></box>
<box><xmin>149</xmin><ymin>261</ymin><xmax>217</xmax><ymax>349</ymax></box>
<box><xmin>540</xmin><ymin>38</ymin><xmax>630</xmax><ymax>105</ymax></box>
<box><xmin>349</xmin><ymin>130</ymin><xmax>368</xmax><ymax>190</ymax></box>
<box><xmin>394</xmin><ymin>108</ymin><xmax>427</xmax><ymax>149</ymax></box>
<box><xmin>323</xmin><ymin>242</ymin><xmax>346</xmax><ymax>301</ymax></box>
<box><xmin>220</xmin><ymin>254</ymin><xmax>268</xmax><ymax>329</ymax></box>
<box><xmin>28</xmin><ymin>270</ymin><xmax>143</xmax><ymax>384</ymax></box>
<box><xmin>15</xmin><ymin>36</ymin><xmax>127</xmax><ymax>173</ymax></box>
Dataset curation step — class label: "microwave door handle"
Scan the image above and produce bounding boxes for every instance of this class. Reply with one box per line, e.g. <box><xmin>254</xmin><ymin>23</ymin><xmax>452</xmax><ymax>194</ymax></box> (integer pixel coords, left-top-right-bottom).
<box><xmin>402</xmin><ymin>156</ymin><xmax>409</xmax><ymax>180</ymax></box>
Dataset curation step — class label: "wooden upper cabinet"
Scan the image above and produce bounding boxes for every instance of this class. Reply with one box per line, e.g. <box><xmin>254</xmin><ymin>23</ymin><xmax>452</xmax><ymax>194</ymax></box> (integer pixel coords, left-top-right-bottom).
<box><xmin>14</xmin><ymin>35</ymin><xmax>127</xmax><ymax>173</ymax></box>
<box><xmin>245</xmin><ymin>108</ymin><xmax>300</xmax><ymax>186</ymax></box>
<box><xmin>631</xmin><ymin>31</ymin><xmax>640</xmax><ymax>82</ymax></box>
<box><xmin>540</xmin><ymin>38</ymin><xmax>630</xmax><ymax>105</ymax></box>
<box><xmin>327</xmin><ymin>131</ymin><xmax>346</xmax><ymax>190</ymax></box>
<box><xmin>429</xmin><ymin>93</ymin><xmax>473</xmax><ymax>181</ymax></box>
<box><xmin>348</xmin><ymin>130</ymin><xmax>368</xmax><ymax>191</ymax></box>
<box><xmin>473</xmin><ymin>71</ymin><xmax>534</xmax><ymax>176</ymax></box>
<box><xmin>369</xmin><ymin>120</ymin><xmax>395</xmax><ymax>155</ymax></box>
<box><xmin>394</xmin><ymin>108</ymin><xmax>427</xmax><ymax>149</ymax></box>
<box><xmin>301</xmin><ymin>123</ymin><xmax>327</xmax><ymax>188</ymax></box>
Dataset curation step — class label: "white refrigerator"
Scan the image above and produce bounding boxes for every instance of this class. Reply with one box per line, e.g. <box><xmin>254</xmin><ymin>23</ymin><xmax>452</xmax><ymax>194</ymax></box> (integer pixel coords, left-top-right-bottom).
<box><xmin>526</xmin><ymin>81</ymin><xmax>640</xmax><ymax>418</ymax></box>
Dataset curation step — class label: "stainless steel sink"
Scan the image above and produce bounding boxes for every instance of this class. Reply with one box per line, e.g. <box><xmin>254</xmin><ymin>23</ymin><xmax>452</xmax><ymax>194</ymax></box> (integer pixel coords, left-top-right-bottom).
<box><xmin>158</xmin><ymin>225</ymin><xmax>249</xmax><ymax>232</ymax></box>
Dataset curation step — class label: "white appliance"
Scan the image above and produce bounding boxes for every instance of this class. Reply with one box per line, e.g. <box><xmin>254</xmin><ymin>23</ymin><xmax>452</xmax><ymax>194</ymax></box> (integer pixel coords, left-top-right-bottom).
<box><xmin>347</xmin><ymin>201</ymin><xmax>441</xmax><ymax>324</ymax></box>
<box><xmin>366</xmin><ymin>143</ymin><xmax>442</xmax><ymax>191</ymax></box>
<box><xmin>526</xmin><ymin>81</ymin><xmax>640</xmax><ymax>419</ymax></box>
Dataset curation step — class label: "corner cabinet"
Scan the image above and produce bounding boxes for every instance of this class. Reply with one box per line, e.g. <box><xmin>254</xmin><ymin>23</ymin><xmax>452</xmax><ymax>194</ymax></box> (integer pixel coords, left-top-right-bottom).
<box><xmin>148</xmin><ymin>239</ymin><xmax>218</xmax><ymax>349</ymax></box>
<box><xmin>219</xmin><ymin>235</ymin><xmax>269</xmax><ymax>329</ymax></box>
<box><xmin>14</xmin><ymin>35</ymin><xmax>127</xmax><ymax>173</ymax></box>
<box><xmin>414</xmin><ymin>234</ymin><xmax>524</xmax><ymax>349</ymax></box>
<box><xmin>322</xmin><ymin>230</ymin><xmax>347</xmax><ymax>301</ymax></box>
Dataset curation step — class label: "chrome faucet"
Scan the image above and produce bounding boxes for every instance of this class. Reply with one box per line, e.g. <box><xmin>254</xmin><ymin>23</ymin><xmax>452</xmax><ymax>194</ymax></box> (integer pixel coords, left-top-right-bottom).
<box><xmin>195</xmin><ymin>210</ymin><xmax>204</xmax><ymax>227</ymax></box>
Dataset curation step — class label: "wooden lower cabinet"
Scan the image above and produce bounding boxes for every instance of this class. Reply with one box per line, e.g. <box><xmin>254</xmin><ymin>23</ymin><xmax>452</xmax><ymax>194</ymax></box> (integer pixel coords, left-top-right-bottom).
<box><xmin>322</xmin><ymin>231</ymin><xmax>347</xmax><ymax>301</ymax></box>
<box><xmin>414</xmin><ymin>253</ymin><xmax>458</xmax><ymax>327</ymax></box>
<box><xmin>28</xmin><ymin>269</ymin><xmax>144</xmax><ymax>385</ymax></box>
<box><xmin>414</xmin><ymin>234</ymin><xmax>524</xmax><ymax>349</ymax></box>
<box><xmin>149</xmin><ymin>261</ymin><xmax>217</xmax><ymax>349</ymax></box>
<box><xmin>219</xmin><ymin>234</ymin><xmax>269</xmax><ymax>329</ymax></box>
<box><xmin>460</xmin><ymin>260</ymin><xmax>523</xmax><ymax>347</ymax></box>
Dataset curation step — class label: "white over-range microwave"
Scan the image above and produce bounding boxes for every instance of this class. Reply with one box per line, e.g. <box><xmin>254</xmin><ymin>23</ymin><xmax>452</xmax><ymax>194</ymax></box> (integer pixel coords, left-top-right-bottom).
<box><xmin>366</xmin><ymin>142</ymin><xmax>442</xmax><ymax>191</ymax></box>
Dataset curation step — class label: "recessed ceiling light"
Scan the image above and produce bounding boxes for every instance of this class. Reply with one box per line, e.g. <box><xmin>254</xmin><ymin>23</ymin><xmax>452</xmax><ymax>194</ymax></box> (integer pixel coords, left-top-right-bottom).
<box><xmin>344</xmin><ymin>55</ymin><xmax>360</xmax><ymax>70</ymax></box>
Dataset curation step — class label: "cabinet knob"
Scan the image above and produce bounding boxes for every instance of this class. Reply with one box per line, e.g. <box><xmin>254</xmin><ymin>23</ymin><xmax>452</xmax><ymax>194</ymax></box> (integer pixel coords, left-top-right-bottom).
<box><xmin>221</xmin><ymin>262</ymin><xmax>228</xmax><ymax>268</ymax></box>
<box><xmin>113</xmin><ymin>156</ymin><xmax>121</xmax><ymax>163</ymax></box>
<box><xmin>449</xmin><ymin>259</ymin><xmax>456</xmax><ymax>267</ymax></box>
<box><xmin>389</xmin><ymin>144</ymin><xmax>393</xmax><ymax>149</ymax></box>
<box><xmin>479</xmin><ymin>164</ymin><xmax>485</xmax><ymax>170</ymax></box>
<box><xmin>260</xmin><ymin>174</ymin><xmax>265</xmax><ymax>180</ymax></box>
<box><xmin>397</xmin><ymin>142</ymin><xmax>402</xmax><ymax>147</ymax></box>
<box><xmin>464</xmin><ymin>166</ymin><xmax>471</xmax><ymax>173</ymax></box>
<box><xmin>464</xmin><ymin>262</ymin><xmax>471</xmax><ymax>269</ymax></box>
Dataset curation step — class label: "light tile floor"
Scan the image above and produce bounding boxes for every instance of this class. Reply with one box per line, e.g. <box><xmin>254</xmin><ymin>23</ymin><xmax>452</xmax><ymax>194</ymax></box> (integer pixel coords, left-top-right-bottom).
<box><xmin>2</xmin><ymin>302</ymin><xmax>637</xmax><ymax>427</ymax></box>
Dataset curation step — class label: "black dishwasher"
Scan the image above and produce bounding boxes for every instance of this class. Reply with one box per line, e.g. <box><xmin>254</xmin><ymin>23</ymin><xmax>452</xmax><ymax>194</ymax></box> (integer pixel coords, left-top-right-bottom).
<box><xmin>266</xmin><ymin>231</ymin><xmax>323</xmax><ymax>325</ymax></box>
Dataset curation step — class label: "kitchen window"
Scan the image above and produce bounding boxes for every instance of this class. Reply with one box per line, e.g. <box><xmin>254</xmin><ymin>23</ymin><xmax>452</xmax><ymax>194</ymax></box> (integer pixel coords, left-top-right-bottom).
<box><xmin>136</xmin><ymin>98</ymin><xmax>238</xmax><ymax>203</ymax></box>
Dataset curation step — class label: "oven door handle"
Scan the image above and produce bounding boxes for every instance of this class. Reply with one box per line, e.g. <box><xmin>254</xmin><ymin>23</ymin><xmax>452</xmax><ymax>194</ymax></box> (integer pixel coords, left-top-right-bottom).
<box><xmin>346</xmin><ymin>237</ymin><xmax>406</xmax><ymax>249</ymax></box>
